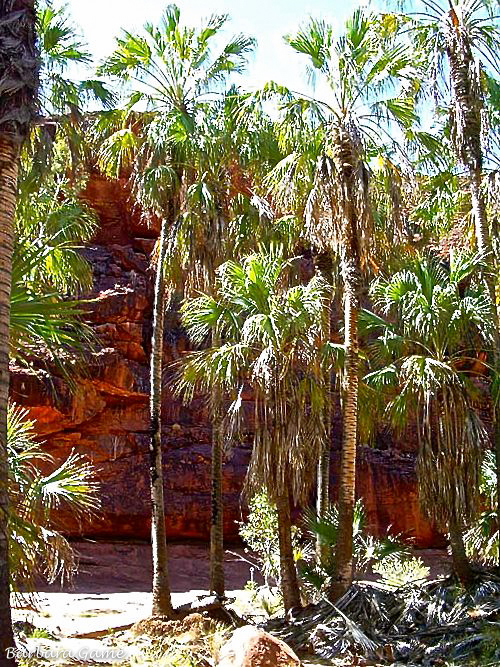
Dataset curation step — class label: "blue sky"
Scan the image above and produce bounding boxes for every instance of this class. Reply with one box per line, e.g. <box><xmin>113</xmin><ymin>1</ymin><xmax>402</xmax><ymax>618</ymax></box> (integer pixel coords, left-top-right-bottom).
<box><xmin>67</xmin><ymin>0</ymin><xmax>368</xmax><ymax>94</ymax></box>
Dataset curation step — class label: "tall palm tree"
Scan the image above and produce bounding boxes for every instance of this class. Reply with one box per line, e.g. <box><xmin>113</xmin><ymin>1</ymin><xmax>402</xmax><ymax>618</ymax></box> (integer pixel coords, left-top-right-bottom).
<box><xmin>21</xmin><ymin>3</ymin><xmax>114</xmax><ymax>189</ymax></box>
<box><xmin>261</xmin><ymin>113</ymin><xmax>335</xmax><ymax>558</ymax></box>
<box><xmin>268</xmin><ymin>9</ymin><xmax>416</xmax><ymax>596</ymax></box>
<box><xmin>0</xmin><ymin>0</ymin><xmax>37</xmax><ymax>658</ymax></box>
<box><xmin>410</xmin><ymin>0</ymin><xmax>500</xmax><ymax>552</ymax></box>
<box><xmin>412</xmin><ymin>0</ymin><xmax>498</xmax><ymax>261</ymax></box>
<box><xmin>176</xmin><ymin>248</ymin><xmax>330</xmax><ymax>612</ymax></box>
<box><xmin>362</xmin><ymin>253</ymin><xmax>495</xmax><ymax>583</ymax></box>
<box><xmin>100</xmin><ymin>4</ymin><xmax>255</xmax><ymax>611</ymax></box>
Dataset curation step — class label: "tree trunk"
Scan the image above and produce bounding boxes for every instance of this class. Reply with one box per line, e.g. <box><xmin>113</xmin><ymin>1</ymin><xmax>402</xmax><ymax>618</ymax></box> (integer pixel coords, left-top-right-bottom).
<box><xmin>495</xmin><ymin>403</ymin><xmax>500</xmax><ymax>572</ymax></box>
<box><xmin>313</xmin><ymin>250</ymin><xmax>333</xmax><ymax>562</ymax></box>
<box><xmin>330</xmin><ymin>273</ymin><xmax>359</xmax><ymax>599</ymax></box>
<box><xmin>149</xmin><ymin>217</ymin><xmax>173</xmax><ymax>617</ymax></box>
<box><xmin>469</xmin><ymin>169</ymin><xmax>500</xmax><ymax>564</ymax></box>
<box><xmin>0</xmin><ymin>2</ymin><xmax>39</xmax><ymax>658</ymax></box>
<box><xmin>330</xmin><ymin>178</ymin><xmax>361</xmax><ymax>600</ymax></box>
<box><xmin>276</xmin><ymin>489</ymin><xmax>301</xmax><ymax>613</ymax></box>
<box><xmin>0</xmin><ymin>137</ymin><xmax>17</xmax><ymax>665</ymax></box>
<box><xmin>210</xmin><ymin>417</ymin><xmax>225</xmax><ymax>596</ymax></box>
<box><xmin>449</xmin><ymin>519</ymin><xmax>474</xmax><ymax>587</ymax></box>
<box><xmin>469</xmin><ymin>168</ymin><xmax>491</xmax><ymax>259</ymax></box>
<box><xmin>316</xmin><ymin>431</ymin><xmax>331</xmax><ymax>561</ymax></box>
<box><xmin>448</xmin><ymin>32</ymin><xmax>500</xmax><ymax>568</ymax></box>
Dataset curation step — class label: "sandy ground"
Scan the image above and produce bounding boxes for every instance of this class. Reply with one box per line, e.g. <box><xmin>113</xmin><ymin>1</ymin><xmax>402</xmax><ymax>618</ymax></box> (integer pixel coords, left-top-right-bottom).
<box><xmin>14</xmin><ymin>541</ymin><xmax>258</xmax><ymax>635</ymax></box>
<box><xmin>11</xmin><ymin>541</ymin><xmax>449</xmax><ymax>665</ymax></box>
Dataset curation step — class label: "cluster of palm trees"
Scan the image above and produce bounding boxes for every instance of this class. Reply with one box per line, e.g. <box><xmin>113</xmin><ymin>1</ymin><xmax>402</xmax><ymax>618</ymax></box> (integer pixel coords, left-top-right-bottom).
<box><xmin>0</xmin><ymin>0</ymin><xmax>498</xmax><ymax>657</ymax></box>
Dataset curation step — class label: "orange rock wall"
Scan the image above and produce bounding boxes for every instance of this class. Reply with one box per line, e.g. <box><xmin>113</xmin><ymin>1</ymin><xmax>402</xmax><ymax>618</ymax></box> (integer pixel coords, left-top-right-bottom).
<box><xmin>10</xmin><ymin>174</ymin><xmax>442</xmax><ymax>547</ymax></box>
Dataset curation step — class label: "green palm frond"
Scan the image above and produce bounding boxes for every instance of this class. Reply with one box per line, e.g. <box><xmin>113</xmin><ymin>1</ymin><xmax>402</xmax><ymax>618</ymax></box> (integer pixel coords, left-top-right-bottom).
<box><xmin>97</xmin><ymin>127</ymin><xmax>140</xmax><ymax>178</ymax></box>
<box><xmin>101</xmin><ymin>4</ymin><xmax>255</xmax><ymax>111</ymax></box>
<box><xmin>364</xmin><ymin>254</ymin><xmax>494</xmax><ymax>530</ymax></box>
<box><xmin>28</xmin><ymin>450</ymin><xmax>99</xmax><ymax>517</ymax></box>
<box><xmin>301</xmin><ymin>499</ymin><xmax>410</xmax><ymax>589</ymax></box>
<box><xmin>285</xmin><ymin>18</ymin><xmax>333</xmax><ymax>71</ymax></box>
<box><xmin>10</xmin><ymin>262</ymin><xmax>94</xmax><ymax>368</ymax></box>
<box><xmin>177</xmin><ymin>247</ymin><xmax>332</xmax><ymax>503</ymax></box>
<box><xmin>23</xmin><ymin>2</ymin><xmax>114</xmax><ymax>182</ymax></box>
<box><xmin>7</xmin><ymin>404</ymin><xmax>99</xmax><ymax>589</ymax></box>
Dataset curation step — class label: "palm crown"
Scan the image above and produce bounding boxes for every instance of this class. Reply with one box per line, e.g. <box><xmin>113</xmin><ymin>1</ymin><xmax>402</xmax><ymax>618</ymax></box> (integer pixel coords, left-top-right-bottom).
<box><xmin>100</xmin><ymin>4</ymin><xmax>255</xmax><ymax>116</ymax></box>
<box><xmin>177</xmin><ymin>247</ymin><xmax>332</xmax><ymax>503</ymax></box>
<box><xmin>362</xmin><ymin>253</ymin><xmax>494</xmax><ymax>528</ymax></box>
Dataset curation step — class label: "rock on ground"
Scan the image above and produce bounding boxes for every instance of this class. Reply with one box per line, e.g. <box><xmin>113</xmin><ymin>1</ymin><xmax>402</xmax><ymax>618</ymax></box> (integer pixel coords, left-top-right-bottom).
<box><xmin>217</xmin><ymin>625</ymin><xmax>300</xmax><ymax>667</ymax></box>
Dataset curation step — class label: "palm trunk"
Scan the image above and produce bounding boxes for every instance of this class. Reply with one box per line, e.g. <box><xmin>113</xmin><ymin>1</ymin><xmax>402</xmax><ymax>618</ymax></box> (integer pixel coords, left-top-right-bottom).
<box><xmin>448</xmin><ymin>34</ymin><xmax>500</xmax><ymax>566</ymax></box>
<box><xmin>330</xmin><ymin>173</ymin><xmax>361</xmax><ymax>600</ymax></box>
<box><xmin>210</xmin><ymin>416</ymin><xmax>225</xmax><ymax>596</ymax></box>
<box><xmin>1</xmin><ymin>2</ymin><xmax>38</xmax><ymax>657</ymax></box>
<box><xmin>472</xmin><ymin>175</ymin><xmax>500</xmax><ymax>563</ymax></box>
<box><xmin>495</xmin><ymin>404</ymin><xmax>500</xmax><ymax>571</ymax></box>
<box><xmin>316</xmin><ymin>438</ymin><xmax>330</xmax><ymax>517</ymax></box>
<box><xmin>330</xmin><ymin>273</ymin><xmax>359</xmax><ymax>599</ymax></box>
<box><xmin>449</xmin><ymin>519</ymin><xmax>473</xmax><ymax>587</ymax></box>
<box><xmin>149</xmin><ymin>216</ymin><xmax>173</xmax><ymax>617</ymax></box>
<box><xmin>0</xmin><ymin>137</ymin><xmax>17</xmax><ymax>665</ymax></box>
<box><xmin>469</xmin><ymin>168</ymin><xmax>490</xmax><ymax>259</ymax></box>
<box><xmin>469</xmin><ymin>170</ymin><xmax>500</xmax><ymax>561</ymax></box>
<box><xmin>276</xmin><ymin>489</ymin><xmax>301</xmax><ymax>613</ymax></box>
<box><xmin>313</xmin><ymin>250</ymin><xmax>333</xmax><ymax>561</ymax></box>
<box><xmin>209</xmin><ymin>327</ymin><xmax>225</xmax><ymax>597</ymax></box>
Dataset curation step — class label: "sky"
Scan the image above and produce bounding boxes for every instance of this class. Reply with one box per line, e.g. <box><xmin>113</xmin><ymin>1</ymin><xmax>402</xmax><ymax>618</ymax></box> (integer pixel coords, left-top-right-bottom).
<box><xmin>66</xmin><ymin>0</ymin><xmax>364</xmax><ymax>95</ymax></box>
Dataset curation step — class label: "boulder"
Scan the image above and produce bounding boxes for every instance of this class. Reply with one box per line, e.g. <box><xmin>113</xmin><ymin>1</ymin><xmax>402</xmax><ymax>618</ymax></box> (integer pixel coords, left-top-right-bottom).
<box><xmin>217</xmin><ymin>626</ymin><xmax>300</xmax><ymax>667</ymax></box>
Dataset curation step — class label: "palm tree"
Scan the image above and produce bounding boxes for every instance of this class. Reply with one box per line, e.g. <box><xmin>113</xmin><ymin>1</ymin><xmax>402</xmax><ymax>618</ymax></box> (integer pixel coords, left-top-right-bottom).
<box><xmin>260</xmin><ymin>114</ymin><xmax>336</xmax><ymax>557</ymax></box>
<box><xmin>100</xmin><ymin>4</ymin><xmax>255</xmax><ymax>611</ymax></box>
<box><xmin>362</xmin><ymin>253</ymin><xmax>495</xmax><ymax>583</ymax></box>
<box><xmin>268</xmin><ymin>9</ymin><xmax>416</xmax><ymax>596</ymax></box>
<box><xmin>26</xmin><ymin>3</ymin><xmax>114</xmax><ymax>183</ymax></box>
<box><xmin>0</xmin><ymin>0</ymin><xmax>37</xmax><ymax>659</ymax></box>
<box><xmin>410</xmin><ymin>0</ymin><xmax>500</xmax><ymax>550</ymax></box>
<box><xmin>176</xmin><ymin>247</ymin><xmax>330</xmax><ymax>611</ymax></box>
<box><xmin>412</xmin><ymin>0</ymin><xmax>498</xmax><ymax>262</ymax></box>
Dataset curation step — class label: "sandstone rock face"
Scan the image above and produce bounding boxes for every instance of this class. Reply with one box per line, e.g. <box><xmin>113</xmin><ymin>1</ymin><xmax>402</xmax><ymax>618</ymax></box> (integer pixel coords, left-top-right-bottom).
<box><xmin>217</xmin><ymin>626</ymin><xmax>300</xmax><ymax>667</ymax></box>
<box><xmin>9</xmin><ymin>173</ymin><xmax>442</xmax><ymax>546</ymax></box>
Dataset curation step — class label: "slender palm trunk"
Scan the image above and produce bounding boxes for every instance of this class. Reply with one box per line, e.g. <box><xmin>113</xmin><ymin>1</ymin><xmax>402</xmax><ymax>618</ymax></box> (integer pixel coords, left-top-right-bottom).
<box><xmin>210</xmin><ymin>413</ymin><xmax>225</xmax><ymax>596</ymax></box>
<box><xmin>448</xmin><ymin>35</ymin><xmax>500</xmax><ymax>566</ymax></box>
<box><xmin>314</xmin><ymin>250</ymin><xmax>333</xmax><ymax>561</ymax></box>
<box><xmin>331</xmin><ymin>272</ymin><xmax>360</xmax><ymax>599</ymax></box>
<box><xmin>449</xmin><ymin>519</ymin><xmax>473</xmax><ymax>587</ymax></box>
<box><xmin>469</xmin><ymin>169</ymin><xmax>490</xmax><ymax>259</ymax></box>
<box><xmin>330</xmin><ymin>174</ymin><xmax>361</xmax><ymax>600</ymax></box>
<box><xmin>0</xmin><ymin>137</ymin><xmax>17</xmax><ymax>665</ymax></box>
<box><xmin>495</xmin><ymin>408</ymin><xmax>500</xmax><ymax>571</ymax></box>
<box><xmin>469</xmin><ymin>170</ymin><xmax>500</xmax><ymax>559</ymax></box>
<box><xmin>209</xmin><ymin>327</ymin><xmax>225</xmax><ymax>597</ymax></box>
<box><xmin>1</xmin><ymin>2</ymin><xmax>38</xmax><ymax>656</ymax></box>
<box><xmin>149</xmin><ymin>217</ymin><xmax>173</xmax><ymax>617</ymax></box>
<box><xmin>276</xmin><ymin>489</ymin><xmax>301</xmax><ymax>613</ymax></box>
<box><xmin>316</xmin><ymin>424</ymin><xmax>330</xmax><ymax>524</ymax></box>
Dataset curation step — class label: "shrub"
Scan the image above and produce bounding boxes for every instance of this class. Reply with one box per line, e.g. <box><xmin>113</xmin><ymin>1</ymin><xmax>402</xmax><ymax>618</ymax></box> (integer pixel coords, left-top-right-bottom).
<box><xmin>300</xmin><ymin>499</ymin><xmax>411</xmax><ymax>595</ymax></box>
<box><xmin>8</xmin><ymin>403</ymin><xmax>100</xmax><ymax>589</ymax></box>
<box><xmin>463</xmin><ymin>450</ymin><xmax>498</xmax><ymax>565</ymax></box>
<box><xmin>238</xmin><ymin>490</ymin><xmax>305</xmax><ymax>586</ymax></box>
<box><xmin>373</xmin><ymin>557</ymin><xmax>430</xmax><ymax>588</ymax></box>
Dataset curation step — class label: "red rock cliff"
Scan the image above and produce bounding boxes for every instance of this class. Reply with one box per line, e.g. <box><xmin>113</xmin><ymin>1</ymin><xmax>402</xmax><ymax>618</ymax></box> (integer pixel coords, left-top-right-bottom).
<box><xmin>10</xmin><ymin>174</ymin><xmax>442</xmax><ymax>547</ymax></box>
